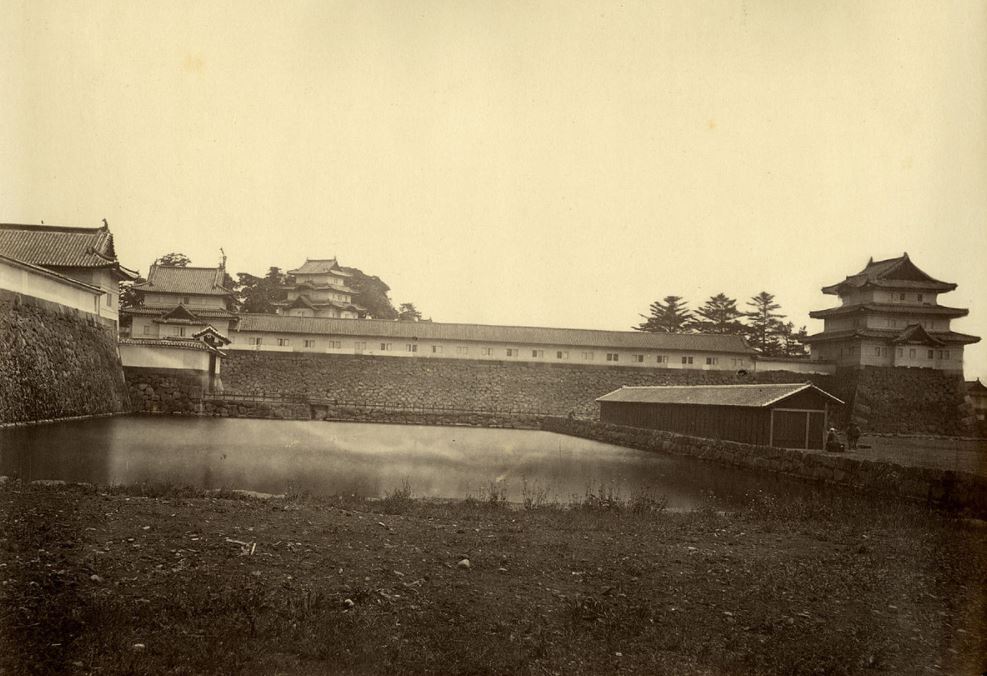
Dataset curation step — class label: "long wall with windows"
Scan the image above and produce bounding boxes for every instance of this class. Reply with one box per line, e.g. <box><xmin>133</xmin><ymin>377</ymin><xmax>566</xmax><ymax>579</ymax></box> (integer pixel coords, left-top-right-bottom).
<box><xmin>226</xmin><ymin>314</ymin><xmax>756</xmax><ymax>371</ymax></box>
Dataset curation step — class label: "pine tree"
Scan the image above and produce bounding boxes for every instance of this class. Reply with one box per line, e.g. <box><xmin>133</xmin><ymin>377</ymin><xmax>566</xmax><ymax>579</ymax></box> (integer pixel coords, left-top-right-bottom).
<box><xmin>744</xmin><ymin>291</ymin><xmax>785</xmax><ymax>355</ymax></box>
<box><xmin>634</xmin><ymin>296</ymin><xmax>693</xmax><ymax>333</ymax></box>
<box><xmin>692</xmin><ymin>293</ymin><xmax>744</xmax><ymax>334</ymax></box>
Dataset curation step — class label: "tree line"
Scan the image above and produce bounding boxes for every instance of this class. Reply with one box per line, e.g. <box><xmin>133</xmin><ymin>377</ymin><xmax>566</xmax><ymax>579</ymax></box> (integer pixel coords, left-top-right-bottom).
<box><xmin>120</xmin><ymin>253</ymin><xmax>425</xmax><ymax>321</ymax></box>
<box><xmin>634</xmin><ymin>292</ymin><xmax>808</xmax><ymax>357</ymax></box>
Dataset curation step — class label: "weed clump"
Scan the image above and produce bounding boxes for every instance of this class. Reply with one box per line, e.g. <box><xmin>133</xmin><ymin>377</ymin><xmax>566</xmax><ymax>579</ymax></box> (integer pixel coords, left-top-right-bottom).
<box><xmin>380</xmin><ymin>479</ymin><xmax>415</xmax><ymax>514</ymax></box>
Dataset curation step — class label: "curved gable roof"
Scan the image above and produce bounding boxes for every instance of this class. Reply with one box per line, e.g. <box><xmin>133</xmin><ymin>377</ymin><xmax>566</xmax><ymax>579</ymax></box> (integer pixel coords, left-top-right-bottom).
<box><xmin>822</xmin><ymin>253</ymin><xmax>956</xmax><ymax>295</ymax></box>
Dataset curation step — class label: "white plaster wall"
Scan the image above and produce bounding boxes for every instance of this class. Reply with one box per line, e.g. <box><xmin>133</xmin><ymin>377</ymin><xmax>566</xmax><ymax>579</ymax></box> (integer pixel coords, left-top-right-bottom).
<box><xmin>118</xmin><ymin>343</ymin><xmax>211</xmax><ymax>370</ymax></box>
<box><xmin>225</xmin><ymin>330</ymin><xmax>753</xmax><ymax>370</ymax></box>
<box><xmin>0</xmin><ymin>258</ymin><xmax>102</xmax><ymax>315</ymax></box>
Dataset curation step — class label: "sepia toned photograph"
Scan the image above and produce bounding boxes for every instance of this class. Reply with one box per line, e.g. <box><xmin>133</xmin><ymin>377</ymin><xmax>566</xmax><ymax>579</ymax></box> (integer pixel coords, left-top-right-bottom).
<box><xmin>1</xmin><ymin>1</ymin><xmax>985</xmax><ymax>673</ymax></box>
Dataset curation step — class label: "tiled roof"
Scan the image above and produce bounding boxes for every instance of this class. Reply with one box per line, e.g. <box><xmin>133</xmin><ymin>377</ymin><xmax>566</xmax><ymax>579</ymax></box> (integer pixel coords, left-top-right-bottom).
<box><xmin>803</xmin><ymin>327</ymin><xmax>980</xmax><ymax>345</ymax></box>
<box><xmin>287</xmin><ymin>259</ymin><xmax>352</xmax><ymax>276</ymax></box>
<box><xmin>596</xmin><ymin>383</ymin><xmax>843</xmax><ymax>407</ymax></box>
<box><xmin>290</xmin><ymin>281</ymin><xmax>358</xmax><ymax>294</ymax></box>
<box><xmin>809</xmin><ymin>303</ymin><xmax>968</xmax><ymax>319</ymax></box>
<box><xmin>121</xmin><ymin>305</ymin><xmax>237</xmax><ymax>319</ymax></box>
<box><xmin>192</xmin><ymin>325</ymin><xmax>232</xmax><ymax>346</ymax></box>
<box><xmin>822</xmin><ymin>254</ymin><xmax>956</xmax><ymax>294</ymax></box>
<box><xmin>119</xmin><ymin>337</ymin><xmax>218</xmax><ymax>353</ymax></box>
<box><xmin>966</xmin><ymin>379</ymin><xmax>987</xmax><ymax>394</ymax></box>
<box><xmin>273</xmin><ymin>298</ymin><xmax>365</xmax><ymax>313</ymax></box>
<box><xmin>234</xmin><ymin>314</ymin><xmax>756</xmax><ymax>353</ymax></box>
<box><xmin>134</xmin><ymin>265</ymin><xmax>232</xmax><ymax>296</ymax></box>
<box><xmin>0</xmin><ymin>222</ymin><xmax>137</xmax><ymax>278</ymax></box>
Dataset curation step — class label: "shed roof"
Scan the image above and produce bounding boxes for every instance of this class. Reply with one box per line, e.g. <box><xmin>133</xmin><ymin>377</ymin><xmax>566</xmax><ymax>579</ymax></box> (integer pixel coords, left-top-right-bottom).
<box><xmin>234</xmin><ymin>314</ymin><xmax>757</xmax><ymax>353</ymax></box>
<box><xmin>596</xmin><ymin>383</ymin><xmax>843</xmax><ymax>407</ymax></box>
<box><xmin>0</xmin><ymin>222</ymin><xmax>137</xmax><ymax>279</ymax></box>
<box><xmin>134</xmin><ymin>264</ymin><xmax>232</xmax><ymax>296</ymax></box>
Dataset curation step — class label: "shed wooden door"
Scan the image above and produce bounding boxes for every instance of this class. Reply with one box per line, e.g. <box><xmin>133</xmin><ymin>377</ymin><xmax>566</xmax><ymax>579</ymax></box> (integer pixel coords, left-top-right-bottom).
<box><xmin>771</xmin><ymin>409</ymin><xmax>827</xmax><ymax>449</ymax></box>
<box><xmin>807</xmin><ymin>411</ymin><xmax>826</xmax><ymax>450</ymax></box>
<box><xmin>771</xmin><ymin>410</ymin><xmax>808</xmax><ymax>449</ymax></box>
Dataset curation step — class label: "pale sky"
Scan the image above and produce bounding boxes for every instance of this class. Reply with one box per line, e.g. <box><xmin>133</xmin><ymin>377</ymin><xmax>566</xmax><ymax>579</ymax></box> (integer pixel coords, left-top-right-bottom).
<box><xmin>2</xmin><ymin>1</ymin><xmax>986</xmax><ymax>379</ymax></box>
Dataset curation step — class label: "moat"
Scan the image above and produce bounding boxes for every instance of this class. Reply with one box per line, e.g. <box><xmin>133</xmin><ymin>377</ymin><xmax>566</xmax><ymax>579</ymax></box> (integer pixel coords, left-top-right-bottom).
<box><xmin>0</xmin><ymin>416</ymin><xmax>814</xmax><ymax>510</ymax></box>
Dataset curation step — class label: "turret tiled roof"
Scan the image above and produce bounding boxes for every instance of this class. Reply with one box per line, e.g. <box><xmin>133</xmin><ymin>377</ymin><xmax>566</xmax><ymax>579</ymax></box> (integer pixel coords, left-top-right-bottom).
<box><xmin>821</xmin><ymin>253</ymin><xmax>956</xmax><ymax>294</ymax></box>
<box><xmin>0</xmin><ymin>222</ymin><xmax>138</xmax><ymax>279</ymax></box>
<box><xmin>808</xmin><ymin>303</ymin><xmax>968</xmax><ymax>319</ymax></box>
<box><xmin>287</xmin><ymin>258</ymin><xmax>352</xmax><ymax>276</ymax></box>
<box><xmin>804</xmin><ymin>327</ymin><xmax>980</xmax><ymax>346</ymax></box>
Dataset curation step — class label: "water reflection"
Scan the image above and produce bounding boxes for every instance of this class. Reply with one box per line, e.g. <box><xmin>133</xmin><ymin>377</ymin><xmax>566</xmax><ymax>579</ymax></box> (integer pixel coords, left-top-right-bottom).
<box><xmin>0</xmin><ymin>416</ymin><xmax>805</xmax><ymax>510</ymax></box>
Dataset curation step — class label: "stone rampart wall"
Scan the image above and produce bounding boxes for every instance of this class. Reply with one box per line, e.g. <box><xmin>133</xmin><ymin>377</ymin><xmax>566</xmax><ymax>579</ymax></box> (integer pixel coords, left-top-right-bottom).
<box><xmin>124</xmin><ymin>367</ymin><xmax>207</xmax><ymax>415</ymax></box>
<box><xmin>542</xmin><ymin>417</ymin><xmax>987</xmax><ymax>515</ymax></box>
<box><xmin>221</xmin><ymin>351</ymin><xmax>830</xmax><ymax>419</ymax></box>
<box><xmin>0</xmin><ymin>290</ymin><xmax>130</xmax><ymax>425</ymax></box>
<box><xmin>838</xmin><ymin>366</ymin><xmax>973</xmax><ymax>435</ymax></box>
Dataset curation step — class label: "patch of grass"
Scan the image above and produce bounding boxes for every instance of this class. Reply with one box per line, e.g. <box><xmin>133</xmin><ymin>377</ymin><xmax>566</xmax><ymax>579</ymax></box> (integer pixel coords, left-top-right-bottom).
<box><xmin>463</xmin><ymin>480</ymin><xmax>509</xmax><ymax>509</ymax></box>
<box><xmin>520</xmin><ymin>477</ymin><xmax>552</xmax><ymax>510</ymax></box>
<box><xmin>380</xmin><ymin>479</ymin><xmax>415</xmax><ymax>514</ymax></box>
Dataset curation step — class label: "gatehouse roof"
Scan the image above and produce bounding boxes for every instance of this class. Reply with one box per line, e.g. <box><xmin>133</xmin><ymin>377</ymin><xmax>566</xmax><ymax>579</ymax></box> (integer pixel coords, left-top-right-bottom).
<box><xmin>134</xmin><ymin>264</ymin><xmax>233</xmax><ymax>296</ymax></box>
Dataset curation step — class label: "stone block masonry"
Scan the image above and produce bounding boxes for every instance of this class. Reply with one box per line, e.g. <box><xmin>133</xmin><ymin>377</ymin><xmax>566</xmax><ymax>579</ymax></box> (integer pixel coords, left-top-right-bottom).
<box><xmin>542</xmin><ymin>417</ymin><xmax>987</xmax><ymax>516</ymax></box>
<box><xmin>837</xmin><ymin>366</ymin><xmax>973</xmax><ymax>435</ymax></box>
<box><xmin>221</xmin><ymin>351</ymin><xmax>832</xmax><ymax>419</ymax></box>
<box><xmin>124</xmin><ymin>367</ymin><xmax>208</xmax><ymax>415</ymax></box>
<box><xmin>0</xmin><ymin>290</ymin><xmax>130</xmax><ymax>425</ymax></box>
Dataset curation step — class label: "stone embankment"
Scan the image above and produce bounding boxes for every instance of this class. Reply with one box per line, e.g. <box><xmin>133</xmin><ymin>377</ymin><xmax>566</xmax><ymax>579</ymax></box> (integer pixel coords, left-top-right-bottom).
<box><xmin>221</xmin><ymin>351</ymin><xmax>830</xmax><ymax>419</ymax></box>
<box><xmin>542</xmin><ymin>417</ymin><xmax>987</xmax><ymax>516</ymax></box>
<box><xmin>0</xmin><ymin>290</ymin><xmax>130</xmax><ymax>425</ymax></box>
<box><xmin>125</xmin><ymin>368</ymin><xmax>206</xmax><ymax>415</ymax></box>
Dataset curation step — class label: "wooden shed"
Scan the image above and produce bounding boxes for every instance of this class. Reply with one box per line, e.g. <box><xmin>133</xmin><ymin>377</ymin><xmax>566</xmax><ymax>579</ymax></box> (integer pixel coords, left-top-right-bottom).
<box><xmin>596</xmin><ymin>383</ymin><xmax>844</xmax><ymax>450</ymax></box>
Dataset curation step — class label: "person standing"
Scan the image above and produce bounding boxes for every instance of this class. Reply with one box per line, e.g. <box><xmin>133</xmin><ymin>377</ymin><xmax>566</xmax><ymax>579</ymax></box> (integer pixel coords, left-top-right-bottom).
<box><xmin>847</xmin><ymin>421</ymin><xmax>861</xmax><ymax>450</ymax></box>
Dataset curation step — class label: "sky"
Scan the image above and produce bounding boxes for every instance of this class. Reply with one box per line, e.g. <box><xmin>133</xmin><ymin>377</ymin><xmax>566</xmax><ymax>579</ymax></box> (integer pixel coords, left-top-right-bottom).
<box><xmin>2</xmin><ymin>1</ymin><xmax>985</xmax><ymax>379</ymax></box>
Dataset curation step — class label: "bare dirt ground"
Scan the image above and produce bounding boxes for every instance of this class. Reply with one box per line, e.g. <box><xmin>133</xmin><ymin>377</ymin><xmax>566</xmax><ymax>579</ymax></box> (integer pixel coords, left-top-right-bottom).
<box><xmin>1</xmin><ymin>481</ymin><xmax>985</xmax><ymax>675</ymax></box>
<box><xmin>845</xmin><ymin>436</ymin><xmax>987</xmax><ymax>476</ymax></box>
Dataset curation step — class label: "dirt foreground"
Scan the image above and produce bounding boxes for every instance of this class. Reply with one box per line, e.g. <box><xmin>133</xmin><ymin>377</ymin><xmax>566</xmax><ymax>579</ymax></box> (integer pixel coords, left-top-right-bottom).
<box><xmin>1</xmin><ymin>481</ymin><xmax>985</xmax><ymax>675</ymax></box>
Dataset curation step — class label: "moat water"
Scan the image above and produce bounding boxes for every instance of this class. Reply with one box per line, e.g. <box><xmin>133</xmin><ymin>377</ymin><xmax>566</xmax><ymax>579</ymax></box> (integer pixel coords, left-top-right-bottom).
<box><xmin>0</xmin><ymin>416</ymin><xmax>809</xmax><ymax>510</ymax></box>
